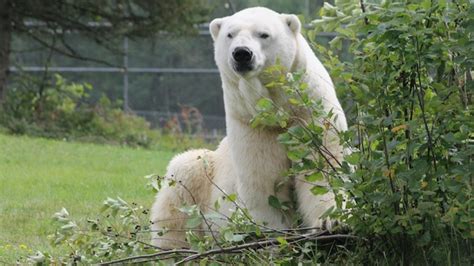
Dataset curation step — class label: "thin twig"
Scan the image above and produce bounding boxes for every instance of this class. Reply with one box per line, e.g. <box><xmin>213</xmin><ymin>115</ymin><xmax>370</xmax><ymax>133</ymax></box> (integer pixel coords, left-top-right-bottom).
<box><xmin>360</xmin><ymin>0</ymin><xmax>369</xmax><ymax>25</ymax></box>
<box><xmin>19</xmin><ymin>28</ymin><xmax>116</xmax><ymax>67</ymax></box>
<box><xmin>98</xmin><ymin>249</ymin><xmax>198</xmax><ymax>265</ymax></box>
<box><xmin>175</xmin><ymin>181</ymin><xmax>224</xmax><ymax>249</ymax></box>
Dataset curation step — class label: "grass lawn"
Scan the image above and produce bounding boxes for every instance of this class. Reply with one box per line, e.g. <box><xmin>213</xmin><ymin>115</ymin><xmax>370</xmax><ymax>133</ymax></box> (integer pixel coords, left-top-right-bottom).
<box><xmin>0</xmin><ymin>134</ymin><xmax>175</xmax><ymax>263</ymax></box>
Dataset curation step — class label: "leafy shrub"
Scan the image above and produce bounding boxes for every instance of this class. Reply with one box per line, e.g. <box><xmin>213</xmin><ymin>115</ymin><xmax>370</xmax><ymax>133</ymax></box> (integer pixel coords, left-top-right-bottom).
<box><xmin>306</xmin><ymin>1</ymin><xmax>472</xmax><ymax>264</ymax></box>
<box><xmin>1</xmin><ymin>74</ymin><xmax>93</xmax><ymax>137</ymax></box>
<box><xmin>0</xmin><ymin>74</ymin><xmax>212</xmax><ymax>150</ymax></box>
<box><xmin>28</xmin><ymin>175</ymin><xmax>354</xmax><ymax>265</ymax></box>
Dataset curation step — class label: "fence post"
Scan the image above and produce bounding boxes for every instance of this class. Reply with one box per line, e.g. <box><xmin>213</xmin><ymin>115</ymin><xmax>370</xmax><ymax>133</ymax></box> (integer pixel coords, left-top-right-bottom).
<box><xmin>123</xmin><ymin>36</ymin><xmax>129</xmax><ymax>111</ymax></box>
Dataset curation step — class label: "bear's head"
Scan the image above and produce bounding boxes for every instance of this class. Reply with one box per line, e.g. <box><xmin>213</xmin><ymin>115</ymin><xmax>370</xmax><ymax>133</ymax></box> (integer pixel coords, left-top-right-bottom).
<box><xmin>210</xmin><ymin>7</ymin><xmax>301</xmax><ymax>80</ymax></box>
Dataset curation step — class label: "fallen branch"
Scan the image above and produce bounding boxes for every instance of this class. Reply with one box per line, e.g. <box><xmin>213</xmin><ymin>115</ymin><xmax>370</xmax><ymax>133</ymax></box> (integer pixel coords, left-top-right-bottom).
<box><xmin>98</xmin><ymin>249</ymin><xmax>198</xmax><ymax>265</ymax></box>
<box><xmin>175</xmin><ymin>233</ymin><xmax>359</xmax><ymax>265</ymax></box>
<box><xmin>99</xmin><ymin>231</ymin><xmax>360</xmax><ymax>265</ymax></box>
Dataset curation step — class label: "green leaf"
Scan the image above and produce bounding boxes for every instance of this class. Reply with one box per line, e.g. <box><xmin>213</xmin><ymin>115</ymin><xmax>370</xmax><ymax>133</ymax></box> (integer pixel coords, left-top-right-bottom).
<box><xmin>288</xmin><ymin>98</ymin><xmax>300</xmax><ymax>105</ymax></box>
<box><xmin>288</xmin><ymin>126</ymin><xmax>306</xmax><ymax>139</ymax></box>
<box><xmin>255</xmin><ymin>226</ymin><xmax>262</xmax><ymax>237</ymax></box>
<box><xmin>336</xmin><ymin>27</ymin><xmax>353</xmax><ymax>38</ymax></box>
<box><xmin>223</xmin><ymin>231</ymin><xmax>245</xmax><ymax>243</ymax></box>
<box><xmin>223</xmin><ymin>230</ymin><xmax>233</xmax><ymax>242</ymax></box>
<box><xmin>345</xmin><ymin>153</ymin><xmax>360</xmax><ymax>164</ymax></box>
<box><xmin>287</xmin><ymin>149</ymin><xmax>308</xmax><ymax>161</ymax></box>
<box><xmin>178</xmin><ymin>205</ymin><xmax>196</xmax><ymax>215</ymax></box>
<box><xmin>419</xmin><ymin>231</ymin><xmax>431</xmax><ymax>246</ymax></box>
<box><xmin>226</xmin><ymin>194</ymin><xmax>237</xmax><ymax>202</ymax></box>
<box><xmin>214</xmin><ymin>199</ymin><xmax>220</xmax><ymax>210</ymax></box>
<box><xmin>185</xmin><ymin>215</ymin><xmax>202</xmax><ymax>228</ymax></box>
<box><xmin>277</xmin><ymin>133</ymin><xmax>296</xmax><ymax>145</ymax></box>
<box><xmin>265</xmin><ymin>81</ymin><xmax>277</xmax><ymax>88</ymax></box>
<box><xmin>256</xmin><ymin>98</ymin><xmax>273</xmax><ymax>110</ymax></box>
<box><xmin>329</xmin><ymin>35</ymin><xmax>343</xmax><ymax>50</ymax></box>
<box><xmin>306</xmin><ymin>172</ymin><xmax>324</xmax><ymax>182</ymax></box>
<box><xmin>276</xmin><ymin>236</ymin><xmax>288</xmax><ymax>245</ymax></box>
<box><xmin>311</xmin><ymin>185</ymin><xmax>329</xmax><ymax>195</ymax></box>
<box><xmin>268</xmin><ymin>195</ymin><xmax>282</xmax><ymax>209</ymax></box>
<box><xmin>232</xmin><ymin>234</ymin><xmax>245</xmax><ymax>242</ymax></box>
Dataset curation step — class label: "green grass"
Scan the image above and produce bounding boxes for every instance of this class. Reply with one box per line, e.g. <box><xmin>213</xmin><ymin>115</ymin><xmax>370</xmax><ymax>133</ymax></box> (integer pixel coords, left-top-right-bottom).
<box><xmin>0</xmin><ymin>134</ymin><xmax>175</xmax><ymax>263</ymax></box>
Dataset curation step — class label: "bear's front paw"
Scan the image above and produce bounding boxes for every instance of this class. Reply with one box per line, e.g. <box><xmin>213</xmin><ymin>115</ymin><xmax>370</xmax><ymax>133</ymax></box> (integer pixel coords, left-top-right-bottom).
<box><xmin>313</xmin><ymin>218</ymin><xmax>348</xmax><ymax>233</ymax></box>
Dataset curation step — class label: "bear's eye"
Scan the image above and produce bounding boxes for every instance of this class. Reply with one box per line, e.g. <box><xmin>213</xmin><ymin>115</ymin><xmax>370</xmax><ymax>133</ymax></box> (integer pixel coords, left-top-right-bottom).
<box><xmin>259</xmin><ymin>33</ymin><xmax>270</xmax><ymax>39</ymax></box>
<box><xmin>227</xmin><ymin>33</ymin><xmax>233</xmax><ymax>39</ymax></box>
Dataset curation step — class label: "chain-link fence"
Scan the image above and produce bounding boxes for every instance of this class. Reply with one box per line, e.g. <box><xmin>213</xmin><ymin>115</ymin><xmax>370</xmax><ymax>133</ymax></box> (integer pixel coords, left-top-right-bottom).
<box><xmin>9</xmin><ymin>3</ymin><xmax>342</xmax><ymax>137</ymax></box>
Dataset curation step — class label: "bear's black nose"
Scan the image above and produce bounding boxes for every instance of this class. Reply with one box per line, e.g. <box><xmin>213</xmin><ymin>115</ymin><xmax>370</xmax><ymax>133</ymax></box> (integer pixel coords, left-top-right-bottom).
<box><xmin>232</xmin><ymin>47</ymin><xmax>253</xmax><ymax>63</ymax></box>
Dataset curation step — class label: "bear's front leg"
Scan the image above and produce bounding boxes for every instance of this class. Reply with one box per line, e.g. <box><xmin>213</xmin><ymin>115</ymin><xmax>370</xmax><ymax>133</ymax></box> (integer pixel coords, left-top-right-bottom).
<box><xmin>295</xmin><ymin>130</ymin><xmax>345</xmax><ymax>231</ymax></box>
<box><xmin>227</xmin><ymin>120</ymin><xmax>291</xmax><ymax>229</ymax></box>
<box><xmin>295</xmin><ymin>179</ymin><xmax>337</xmax><ymax>231</ymax></box>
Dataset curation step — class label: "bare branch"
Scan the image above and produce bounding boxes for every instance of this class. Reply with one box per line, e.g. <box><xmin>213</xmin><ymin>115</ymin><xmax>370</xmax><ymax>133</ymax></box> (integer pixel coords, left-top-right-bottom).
<box><xmin>97</xmin><ymin>249</ymin><xmax>198</xmax><ymax>265</ymax></box>
<box><xmin>359</xmin><ymin>0</ymin><xmax>369</xmax><ymax>25</ymax></box>
<box><xmin>19</xmin><ymin>29</ymin><xmax>117</xmax><ymax>67</ymax></box>
<box><xmin>175</xmin><ymin>233</ymin><xmax>359</xmax><ymax>265</ymax></box>
<box><xmin>98</xmin><ymin>231</ymin><xmax>360</xmax><ymax>265</ymax></box>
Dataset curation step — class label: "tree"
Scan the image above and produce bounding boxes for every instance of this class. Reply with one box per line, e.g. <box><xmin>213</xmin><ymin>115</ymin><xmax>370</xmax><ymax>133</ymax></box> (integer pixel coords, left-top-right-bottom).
<box><xmin>0</xmin><ymin>0</ymin><xmax>211</xmax><ymax>103</ymax></box>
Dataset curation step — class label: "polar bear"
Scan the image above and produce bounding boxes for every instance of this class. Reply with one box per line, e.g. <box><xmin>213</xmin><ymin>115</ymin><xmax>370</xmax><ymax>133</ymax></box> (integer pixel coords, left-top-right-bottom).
<box><xmin>150</xmin><ymin>7</ymin><xmax>348</xmax><ymax>248</ymax></box>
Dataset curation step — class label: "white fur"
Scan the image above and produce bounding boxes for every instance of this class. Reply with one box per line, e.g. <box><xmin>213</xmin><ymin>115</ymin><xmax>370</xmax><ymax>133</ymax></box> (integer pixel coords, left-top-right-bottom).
<box><xmin>150</xmin><ymin>7</ymin><xmax>348</xmax><ymax>248</ymax></box>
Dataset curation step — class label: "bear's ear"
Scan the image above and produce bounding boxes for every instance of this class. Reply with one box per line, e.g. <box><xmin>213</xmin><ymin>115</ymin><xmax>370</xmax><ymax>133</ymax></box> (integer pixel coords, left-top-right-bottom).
<box><xmin>209</xmin><ymin>17</ymin><xmax>226</xmax><ymax>41</ymax></box>
<box><xmin>281</xmin><ymin>14</ymin><xmax>301</xmax><ymax>34</ymax></box>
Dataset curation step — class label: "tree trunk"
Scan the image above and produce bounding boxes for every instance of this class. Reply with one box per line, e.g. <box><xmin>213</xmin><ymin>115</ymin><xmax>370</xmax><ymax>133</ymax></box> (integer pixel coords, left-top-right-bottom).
<box><xmin>0</xmin><ymin>0</ymin><xmax>12</xmax><ymax>104</ymax></box>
